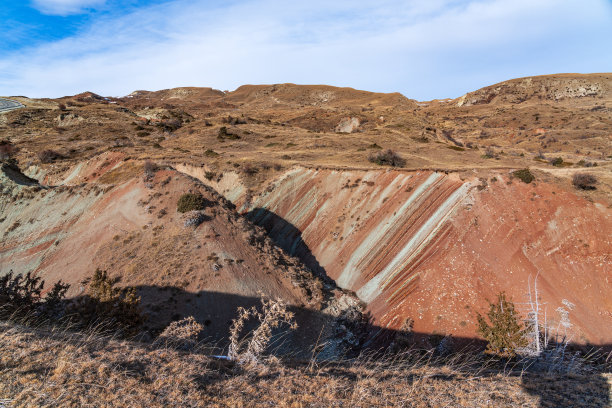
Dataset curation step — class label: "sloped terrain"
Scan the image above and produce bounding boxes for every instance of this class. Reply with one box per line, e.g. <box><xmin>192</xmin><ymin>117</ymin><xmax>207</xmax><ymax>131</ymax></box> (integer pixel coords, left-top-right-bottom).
<box><xmin>1</xmin><ymin>73</ymin><xmax>611</xmax><ymax>351</ymax></box>
<box><xmin>179</xmin><ymin>165</ymin><xmax>612</xmax><ymax>345</ymax></box>
<box><xmin>0</xmin><ymin>156</ymin><xmax>361</xmax><ymax>354</ymax></box>
<box><xmin>3</xmin><ymin>322</ymin><xmax>611</xmax><ymax>407</ymax></box>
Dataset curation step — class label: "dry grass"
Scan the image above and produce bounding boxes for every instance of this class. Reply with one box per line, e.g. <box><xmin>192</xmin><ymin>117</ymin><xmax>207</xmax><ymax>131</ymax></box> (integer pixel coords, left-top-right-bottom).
<box><xmin>3</xmin><ymin>78</ymin><xmax>610</xmax><ymax>202</ymax></box>
<box><xmin>0</xmin><ymin>321</ymin><xmax>610</xmax><ymax>407</ymax></box>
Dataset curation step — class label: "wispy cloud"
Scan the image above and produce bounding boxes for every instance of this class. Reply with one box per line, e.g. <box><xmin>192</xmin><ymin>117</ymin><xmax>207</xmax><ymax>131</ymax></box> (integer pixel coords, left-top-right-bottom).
<box><xmin>31</xmin><ymin>0</ymin><xmax>107</xmax><ymax>15</ymax></box>
<box><xmin>3</xmin><ymin>0</ymin><xmax>612</xmax><ymax>99</ymax></box>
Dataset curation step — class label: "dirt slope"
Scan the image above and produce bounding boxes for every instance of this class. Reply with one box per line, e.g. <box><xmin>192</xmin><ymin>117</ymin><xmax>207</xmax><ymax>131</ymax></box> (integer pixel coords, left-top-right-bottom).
<box><xmin>0</xmin><ymin>156</ymin><xmax>360</xmax><ymax>353</ymax></box>
<box><xmin>178</xmin><ymin>165</ymin><xmax>612</xmax><ymax>345</ymax></box>
<box><xmin>1</xmin><ymin>73</ymin><xmax>611</xmax><ymax>348</ymax></box>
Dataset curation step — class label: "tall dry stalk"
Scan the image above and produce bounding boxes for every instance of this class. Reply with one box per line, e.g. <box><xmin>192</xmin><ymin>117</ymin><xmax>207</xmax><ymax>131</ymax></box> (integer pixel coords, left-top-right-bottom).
<box><xmin>228</xmin><ymin>296</ymin><xmax>297</xmax><ymax>366</ymax></box>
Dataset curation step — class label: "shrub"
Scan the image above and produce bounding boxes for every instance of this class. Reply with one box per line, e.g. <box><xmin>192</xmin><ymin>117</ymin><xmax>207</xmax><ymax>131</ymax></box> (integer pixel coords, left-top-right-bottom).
<box><xmin>242</xmin><ymin>163</ymin><xmax>259</xmax><ymax>176</ymax></box>
<box><xmin>72</xmin><ymin>269</ymin><xmax>143</xmax><ymax>336</ymax></box>
<box><xmin>177</xmin><ymin>193</ymin><xmax>206</xmax><ymax>213</ymax></box>
<box><xmin>0</xmin><ymin>271</ymin><xmax>43</xmax><ymax>318</ymax></box>
<box><xmin>482</xmin><ymin>147</ymin><xmax>497</xmax><ymax>159</ymax></box>
<box><xmin>155</xmin><ymin>316</ymin><xmax>204</xmax><ymax>350</ymax></box>
<box><xmin>228</xmin><ymin>297</ymin><xmax>297</xmax><ymax>366</ymax></box>
<box><xmin>157</xmin><ymin>118</ymin><xmax>182</xmax><ymax>132</ymax></box>
<box><xmin>204</xmin><ymin>149</ymin><xmax>219</xmax><ymax>157</ymax></box>
<box><xmin>143</xmin><ymin>160</ymin><xmax>158</xmax><ymax>178</ymax></box>
<box><xmin>512</xmin><ymin>168</ymin><xmax>534</xmax><ymax>184</ymax></box>
<box><xmin>218</xmin><ymin>126</ymin><xmax>240</xmax><ymax>140</ymax></box>
<box><xmin>368</xmin><ymin>143</ymin><xmax>382</xmax><ymax>149</ymax></box>
<box><xmin>0</xmin><ymin>140</ymin><xmax>17</xmax><ymax>161</ymax></box>
<box><xmin>477</xmin><ymin>292</ymin><xmax>527</xmax><ymax>357</ymax></box>
<box><xmin>368</xmin><ymin>149</ymin><xmax>406</xmax><ymax>167</ymax></box>
<box><xmin>0</xmin><ymin>271</ymin><xmax>69</xmax><ymax>320</ymax></box>
<box><xmin>572</xmin><ymin>173</ymin><xmax>597</xmax><ymax>190</ymax></box>
<box><xmin>38</xmin><ymin>149</ymin><xmax>64</xmax><ymax>163</ymax></box>
<box><xmin>204</xmin><ymin>171</ymin><xmax>216</xmax><ymax>181</ymax></box>
<box><xmin>550</xmin><ymin>157</ymin><xmax>564</xmax><ymax>167</ymax></box>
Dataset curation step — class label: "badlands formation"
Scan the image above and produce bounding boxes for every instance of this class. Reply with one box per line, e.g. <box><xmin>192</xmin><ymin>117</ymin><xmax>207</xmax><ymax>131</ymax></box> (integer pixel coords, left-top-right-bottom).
<box><xmin>1</xmin><ymin>73</ymin><xmax>611</xmax><ymax>350</ymax></box>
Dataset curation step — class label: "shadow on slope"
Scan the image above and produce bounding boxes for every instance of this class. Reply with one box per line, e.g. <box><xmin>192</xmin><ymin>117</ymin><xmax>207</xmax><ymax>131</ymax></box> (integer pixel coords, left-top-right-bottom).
<box><xmin>245</xmin><ymin>208</ymin><xmax>333</xmax><ymax>284</ymax></box>
<box><xmin>70</xmin><ymin>285</ymin><xmax>612</xmax><ymax>407</ymax></box>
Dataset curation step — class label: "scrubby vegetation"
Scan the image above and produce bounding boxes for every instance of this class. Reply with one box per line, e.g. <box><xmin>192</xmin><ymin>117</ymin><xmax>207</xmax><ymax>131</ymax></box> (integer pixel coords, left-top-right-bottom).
<box><xmin>550</xmin><ymin>157</ymin><xmax>564</xmax><ymax>167</ymax></box>
<box><xmin>0</xmin><ymin>271</ymin><xmax>69</xmax><ymax>321</ymax></box>
<box><xmin>72</xmin><ymin>269</ymin><xmax>143</xmax><ymax>335</ymax></box>
<box><xmin>0</xmin><ymin>140</ymin><xmax>17</xmax><ymax>161</ymax></box>
<box><xmin>512</xmin><ymin>168</ymin><xmax>535</xmax><ymax>184</ymax></box>
<box><xmin>241</xmin><ymin>163</ymin><xmax>259</xmax><ymax>176</ymax></box>
<box><xmin>204</xmin><ymin>149</ymin><xmax>220</xmax><ymax>157</ymax></box>
<box><xmin>572</xmin><ymin>173</ymin><xmax>597</xmax><ymax>190</ymax></box>
<box><xmin>217</xmin><ymin>126</ymin><xmax>240</xmax><ymax>140</ymax></box>
<box><xmin>477</xmin><ymin>292</ymin><xmax>527</xmax><ymax>357</ymax></box>
<box><xmin>482</xmin><ymin>147</ymin><xmax>498</xmax><ymax>159</ymax></box>
<box><xmin>155</xmin><ymin>316</ymin><xmax>204</xmax><ymax>350</ymax></box>
<box><xmin>0</xmin><ymin>270</ymin><xmax>610</xmax><ymax>407</ymax></box>
<box><xmin>176</xmin><ymin>192</ymin><xmax>206</xmax><ymax>213</ymax></box>
<box><xmin>143</xmin><ymin>160</ymin><xmax>158</xmax><ymax>181</ymax></box>
<box><xmin>368</xmin><ymin>149</ymin><xmax>406</xmax><ymax>167</ymax></box>
<box><xmin>37</xmin><ymin>149</ymin><xmax>64</xmax><ymax>163</ymax></box>
<box><xmin>228</xmin><ymin>297</ymin><xmax>296</xmax><ymax>366</ymax></box>
<box><xmin>0</xmin><ymin>320</ymin><xmax>609</xmax><ymax>407</ymax></box>
<box><xmin>0</xmin><ymin>269</ymin><xmax>142</xmax><ymax>335</ymax></box>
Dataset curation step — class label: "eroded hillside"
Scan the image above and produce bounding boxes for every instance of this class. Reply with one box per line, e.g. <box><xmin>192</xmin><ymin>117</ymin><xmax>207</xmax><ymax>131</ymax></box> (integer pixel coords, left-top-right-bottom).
<box><xmin>1</xmin><ymin>73</ymin><xmax>611</xmax><ymax>348</ymax></box>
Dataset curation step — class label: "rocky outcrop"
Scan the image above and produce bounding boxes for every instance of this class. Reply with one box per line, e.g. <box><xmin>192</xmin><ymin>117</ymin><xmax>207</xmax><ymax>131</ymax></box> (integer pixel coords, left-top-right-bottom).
<box><xmin>335</xmin><ymin>117</ymin><xmax>360</xmax><ymax>133</ymax></box>
<box><xmin>456</xmin><ymin>74</ymin><xmax>611</xmax><ymax>106</ymax></box>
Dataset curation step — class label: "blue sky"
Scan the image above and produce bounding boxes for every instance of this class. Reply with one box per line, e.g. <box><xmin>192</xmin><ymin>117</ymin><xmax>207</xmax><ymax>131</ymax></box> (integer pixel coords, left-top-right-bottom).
<box><xmin>1</xmin><ymin>0</ymin><xmax>611</xmax><ymax>100</ymax></box>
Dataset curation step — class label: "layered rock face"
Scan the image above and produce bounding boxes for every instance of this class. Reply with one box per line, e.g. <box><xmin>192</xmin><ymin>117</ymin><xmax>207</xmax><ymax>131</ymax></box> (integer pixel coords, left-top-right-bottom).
<box><xmin>0</xmin><ymin>159</ymin><xmax>362</xmax><ymax>355</ymax></box>
<box><xmin>183</xmin><ymin>166</ymin><xmax>612</xmax><ymax>344</ymax></box>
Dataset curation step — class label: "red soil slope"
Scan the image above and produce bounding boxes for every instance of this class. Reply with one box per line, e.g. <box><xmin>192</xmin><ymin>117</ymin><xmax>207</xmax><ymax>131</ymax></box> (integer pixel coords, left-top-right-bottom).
<box><xmin>182</xmin><ymin>166</ymin><xmax>612</xmax><ymax>344</ymax></box>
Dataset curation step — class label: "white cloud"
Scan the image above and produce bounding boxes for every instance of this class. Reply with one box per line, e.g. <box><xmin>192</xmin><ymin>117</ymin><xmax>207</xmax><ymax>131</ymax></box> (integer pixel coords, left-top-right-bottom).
<box><xmin>31</xmin><ymin>0</ymin><xmax>107</xmax><ymax>15</ymax></box>
<box><xmin>4</xmin><ymin>0</ymin><xmax>612</xmax><ymax>99</ymax></box>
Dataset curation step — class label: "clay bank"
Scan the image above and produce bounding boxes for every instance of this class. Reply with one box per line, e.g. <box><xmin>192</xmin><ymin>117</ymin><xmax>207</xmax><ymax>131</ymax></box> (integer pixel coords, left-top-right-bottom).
<box><xmin>178</xmin><ymin>164</ymin><xmax>612</xmax><ymax>345</ymax></box>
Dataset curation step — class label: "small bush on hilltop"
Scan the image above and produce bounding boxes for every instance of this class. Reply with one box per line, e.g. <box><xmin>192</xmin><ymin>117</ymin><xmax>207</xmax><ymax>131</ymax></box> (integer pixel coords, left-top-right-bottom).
<box><xmin>38</xmin><ymin>149</ymin><xmax>64</xmax><ymax>164</ymax></box>
<box><xmin>218</xmin><ymin>126</ymin><xmax>240</xmax><ymax>141</ymax></box>
<box><xmin>550</xmin><ymin>157</ymin><xmax>564</xmax><ymax>167</ymax></box>
<box><xmin>512</xmin><ymin>168</ymin><xmax>535</xmax><ymax>184</ymax></box>
<box><xmin>177</xmin><ymin>193</ymin><xmax>206</xmax><ymax>213</ymax></box>
<box><xmin>477</xmin><ymin>292</ymin><xmax>527</xmax><ymax>357</ymax></box>
<box><xmin>572</xmin><ymin>173</ymin><xmax>597</xmax><ymax>190</ymax></box>
<box><xmin>368</xmin><ymin>149</ymin><xmax>406</xmax><ymax>167</ymax></box>
<box><xmin>241</xmin><ymin>163</ymin><xmax>259</xmax><ymax>176</ymax></box>
<box><xmin>482</xmin><ymin>147</ymin><xmax>497</xmax><ymax>159</ymax></box>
